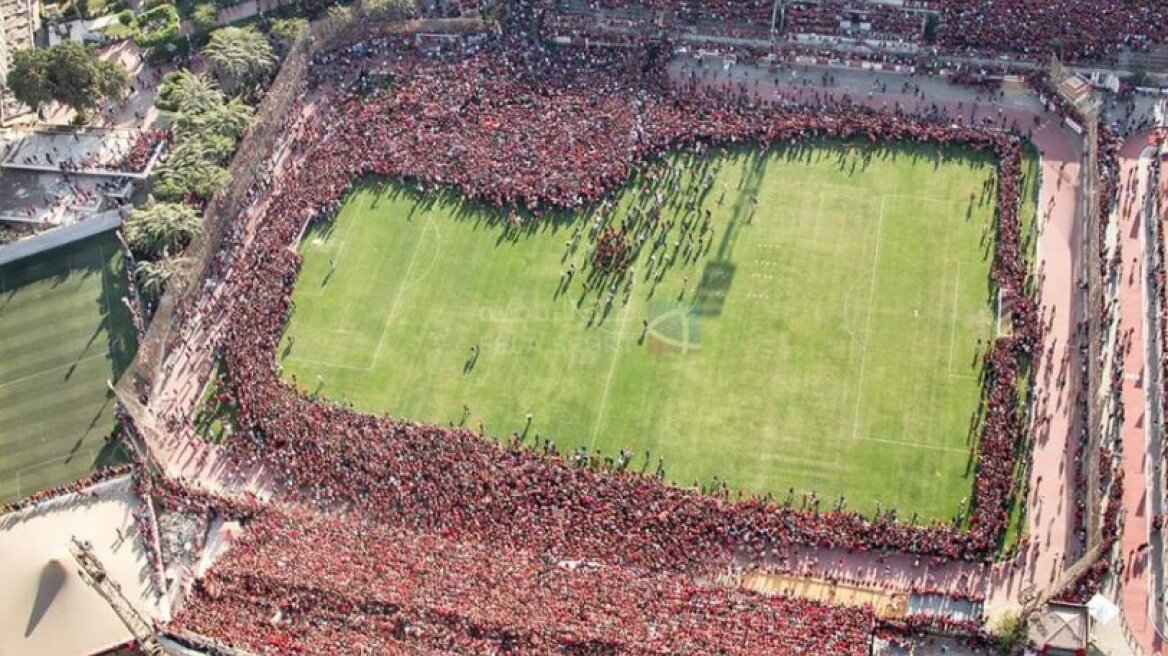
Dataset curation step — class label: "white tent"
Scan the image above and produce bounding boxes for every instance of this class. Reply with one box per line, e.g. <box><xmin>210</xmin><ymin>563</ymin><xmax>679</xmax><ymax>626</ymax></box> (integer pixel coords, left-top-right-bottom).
<box><xmin>1087</xmin><ymin>593</ymin><xmax>1120</xmax><ymax>626</ymax></box>
<box><xmin>0</xmin><ymin>476</ymin><xmax>166</xmax><ymax>656</ymax></box>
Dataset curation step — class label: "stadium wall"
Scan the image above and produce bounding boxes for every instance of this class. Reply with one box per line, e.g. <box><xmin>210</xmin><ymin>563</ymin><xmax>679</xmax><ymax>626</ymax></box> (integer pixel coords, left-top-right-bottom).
<box><xmin>0</xmin><ymin>209</ymin><xmax>123</xmax><ymax>268</ymax></box>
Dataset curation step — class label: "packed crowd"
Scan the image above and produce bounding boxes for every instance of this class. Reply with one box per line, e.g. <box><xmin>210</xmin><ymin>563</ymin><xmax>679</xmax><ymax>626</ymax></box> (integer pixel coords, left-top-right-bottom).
<box><xmin>536</xmin><ymin>0</ymin><xmax>1168</xmax><ymax>63</ymax></box>
<box><xmin>937</xmin><ymin>0</ymin><xmax>1168</xmax><ymax>62</ymax></box>
<box><xmin>200</xmin><ymin>41</ymin><xmax>1039</xmax><ymax>570</ymax></box>
<box><xmin>118</xmin><ymin>128</ymin><xmax>168</xmax><ymax>173</ymax></box>
<box><xmin>171</xmin><ymin>507</ymin><xmax>877</xmax><ymax>655</ymax></box>
<box><xmin>144</xmin><ymin>29</ymin><xmax>1061</xmax><ymax>652</ymax></box>
<box><xmin>1152</xmin><ymin>159</ymin><xmax>1168</xmax><ymax>484</ymax></box>
<box><xmin>566</xmin><ymin>0</ymin><xmax>773</xmax><ymax>26</ymax></box>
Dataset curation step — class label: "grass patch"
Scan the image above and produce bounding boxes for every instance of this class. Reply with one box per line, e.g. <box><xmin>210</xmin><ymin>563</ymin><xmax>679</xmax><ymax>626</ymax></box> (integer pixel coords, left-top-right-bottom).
<box><xmin>0</xmin><ymin>234</ymin><xmax>136</xmax><ymax>502</ymax></box>
<box><xmin>280</xmin><ymin>141</ymin><xmax>1022</xmax><ymax>521</ymax></box>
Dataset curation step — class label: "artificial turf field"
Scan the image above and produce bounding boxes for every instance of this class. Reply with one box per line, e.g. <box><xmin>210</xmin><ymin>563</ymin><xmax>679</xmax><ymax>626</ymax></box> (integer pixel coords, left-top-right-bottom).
<box><xmin>281</xmin><ymin>142</ymin><xmax>1037</xmax><ymax>521</ymax></box>
<box><xmin>0</xmin><ymin>234</ymin><xmax>134</xmax><ymax>503</ymax></box>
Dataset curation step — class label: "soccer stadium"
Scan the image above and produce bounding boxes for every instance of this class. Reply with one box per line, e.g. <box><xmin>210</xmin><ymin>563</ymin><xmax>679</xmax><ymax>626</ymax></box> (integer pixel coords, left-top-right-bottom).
<box><xmin>0</xmin><ymin>0</ymin><xmax>1166</xmax><ymax>655</ymax></box>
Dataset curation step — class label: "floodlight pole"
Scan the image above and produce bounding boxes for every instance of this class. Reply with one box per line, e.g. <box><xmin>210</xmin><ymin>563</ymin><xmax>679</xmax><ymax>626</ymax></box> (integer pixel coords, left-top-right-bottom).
<box><xmin>69</xmin><ymin>537</ymin><xmax>169</xmax><ymax>656</ymax></box>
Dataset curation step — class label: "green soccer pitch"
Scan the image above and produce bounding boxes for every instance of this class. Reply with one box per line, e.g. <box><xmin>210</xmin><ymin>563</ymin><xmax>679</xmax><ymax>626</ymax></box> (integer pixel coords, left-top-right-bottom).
<box><xmin>0</xmin><ymin>234</ymin><xmax>135</xmax><ymax>503</ymax></box>
<box><xmin>280</xmin><ymin>142</ymin><xmax>1037</xmax><ymax>521</ymax></box>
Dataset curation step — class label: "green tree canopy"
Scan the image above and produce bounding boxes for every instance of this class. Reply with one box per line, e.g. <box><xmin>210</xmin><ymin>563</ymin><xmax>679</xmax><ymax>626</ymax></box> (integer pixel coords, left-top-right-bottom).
<box><xmin>362</xmin><ymin>0</ymin><xmax>415</xmax><ymax>20</ymax></box>
<box><xmin>202</xmin><ymin>26</ymin><xmax>276</xmax><ymax>95</ymax></box>
<box><xmin>5</xmin><ymin>49</ymin><xmax>53</xmax><ymax>112</ymax></box>
<box><xmin>268</xmin><ymin>17</ymin><xmax>308</xmax><ymax>49</ymax></box>
<box><xmin>173</xmin><ymin>96</ymin><xmax>254</xmax><ymax>141</ymax></box>
<box><xmin>5</xmin><ymin>41</ymin><xmax>129</xmax><ymax>117</ymax></box>
<box><xmin>155</xmin><ymin>70</ymin><xmax>225</xmax><ymax>114</ymax></box>
<box><xmin>125</xmin><ymin>198</ymin><xmax>203</xmax><ymax>259</ymax></box>
<box><xmin>326</xmin><ymin>4</ymin><xmax>352</xmax><ymax>21</ymax></box>
<box><xmin>152</xmin><ymin>138</ymin><xmax>230</xmax><ymax>201</ymax></box>
<box><xmin>135</xmin><ymin>256</ymin><xmax>191</xmax><ymax>298</ymax></box>
<box><xmin>191</xmin><ymin>2</ymin><xmax>219</xmax><ymax>33</ymax></box>
<box><xmin>992</xmin><ymin>613</ymin><xmax>1028</xmax><ymax>655</ymax></box>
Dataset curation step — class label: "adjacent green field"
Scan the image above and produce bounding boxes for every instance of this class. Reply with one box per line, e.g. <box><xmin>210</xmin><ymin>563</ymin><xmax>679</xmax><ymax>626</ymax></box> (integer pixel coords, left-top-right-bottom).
<box><xmin>281</xmin><ymin>142</ymin><xmax>1011</xmax><ymax>520</ymax></box>
<box><xmin>0</xmin><ymin>234</ymin><xmax>135</xmax><ymax>503</ymax></box>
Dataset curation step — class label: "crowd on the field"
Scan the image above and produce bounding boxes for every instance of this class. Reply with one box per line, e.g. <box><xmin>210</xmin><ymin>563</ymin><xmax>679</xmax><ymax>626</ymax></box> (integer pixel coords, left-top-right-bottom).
<box><xmin>183</xmin><ymin>41</ymin><xmax>1039</xmax><ymax>575</ymax></box>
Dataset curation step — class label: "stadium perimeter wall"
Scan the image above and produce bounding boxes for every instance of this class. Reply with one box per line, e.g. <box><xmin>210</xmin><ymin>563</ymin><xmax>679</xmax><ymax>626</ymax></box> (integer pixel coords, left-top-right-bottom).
<box><xmin>0</xmin><ymin>209</ymin><xmax>124</xmax><ymax>267</ymax></box>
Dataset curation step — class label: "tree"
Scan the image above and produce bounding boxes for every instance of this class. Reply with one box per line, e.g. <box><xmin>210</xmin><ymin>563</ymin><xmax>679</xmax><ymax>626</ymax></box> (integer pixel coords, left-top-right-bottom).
<box><xmin>192</xmin><ymin>2</ymin><xmax>219</xmax><ymax>33</ymax></box>
<box><xmin>135</xmin><ymin>257</ymin><xmax>191</xmax><ymax>298</ymax></box>
<box><xmin>154</xmin><ymin>70</ymin><xmax>224</xmax><ymax>114</ymax></box>
<box><xmin>992</xmin><ymin>613</ymin><xmax>1029</xmax><ymax>655</ymax></box>
<box><xmin>173</xmin><ymin>96</ymin><xmax>254</xmax><ymax>141</ymax></box>
<box><xmin>152</xmin><ymin>138</ymin><xmax>230</xmax><ymax>201</ymax></box>
<box><xmin>268</xmin><ymin>17</ymin><xmax>308</xmax><ymax>50</ymax></box>
<box><xmin>326</xmin><ymin>4</ymin><xmax>352</xmax><ymax>22</ymax></box>
<box><xmin>362</xmin><ymin>0</ymin><xmax>415</xmax><ymax>20</ymax></box>
<box><xmin>5</xmin><ymin>41</ymin><xmax>128</xmax><ymax>119</ymax></box>
<box><xmin>5</xmin><ymin>49</ymin><xmax>53</xmax><ymax>113</ymax></box>
<box><xmin>124</xmin><ymin>198</ymin><xmax>202</xmax><ymax>259</ymax></box>
<box><xmin>202</xmin><ymin>26</ymin><xmax>276</xmax><ymax>95</ymax></box>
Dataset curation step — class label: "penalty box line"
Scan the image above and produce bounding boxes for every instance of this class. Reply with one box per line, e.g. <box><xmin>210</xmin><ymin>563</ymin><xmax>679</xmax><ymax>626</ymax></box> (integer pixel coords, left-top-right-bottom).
<box><xmin>286</xmin><ymin>217</ymin><xmax>441</xmax><ymax>373</ymax></box>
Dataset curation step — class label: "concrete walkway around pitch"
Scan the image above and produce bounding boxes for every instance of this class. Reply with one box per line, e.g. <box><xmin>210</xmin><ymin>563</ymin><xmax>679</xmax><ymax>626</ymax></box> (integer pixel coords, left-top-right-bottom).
<box><xmin>130</xmin><ymin>105</ymin><xmax>321</xmax><ymax>502</ymax></box>
<box><xmin>1111</xmin><ymin>141</ymin><xmax>1158</xmax><ymax>648</ymax></box>
<box><xmin>1104</xmin><ymin>138</ymin><xmax>1168</xmax><ymax>656</ymax></box>
<box><xmin>983</xmin><ymin>136</ymin><xmax>1083</xmax><ymax>618</ymax></box>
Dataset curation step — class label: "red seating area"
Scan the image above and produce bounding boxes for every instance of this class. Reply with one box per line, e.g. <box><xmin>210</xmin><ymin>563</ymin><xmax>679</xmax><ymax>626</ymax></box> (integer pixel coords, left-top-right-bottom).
<box><xmin>938</xmin><ymin>0</ymin><xmax>1168</xmax><ymax>62</ymax></box>
<box><xmin>535</xmin><ymin>0</ymin><xmax>1168</xmax><ymax>62</ymax></box>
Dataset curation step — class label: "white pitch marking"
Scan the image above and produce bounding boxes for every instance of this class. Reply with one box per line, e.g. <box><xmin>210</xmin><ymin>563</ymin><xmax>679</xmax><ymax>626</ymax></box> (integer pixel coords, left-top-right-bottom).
<box><xmin>849</xmin><ymin>197</ymin><xmax>885</xmax><ymax>441</ymax></box>
<box><xmin>368</xmin><ymin>218</ymin><xmax>439</xmax><ymax>369</ymax></box>
<box><xmin>587</xmin><ymin>277</ymin><xmax>638</xmax><ymax>451</ymax></box>
<box><xmin>946</xmin><ymin>263</ymin><xmax>961</xmax><ymax>376</ymax></box>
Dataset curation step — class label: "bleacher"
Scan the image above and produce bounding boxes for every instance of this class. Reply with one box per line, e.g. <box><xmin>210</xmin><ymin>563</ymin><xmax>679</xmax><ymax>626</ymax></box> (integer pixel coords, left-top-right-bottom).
<box><xmin>538</xmin><ymin>0</ymin><xmax>933</xmax><ymax>50</ymax></box>
<box><xmin>542</xmin><ymin>0</ymin><xmax>778</xmax><ymax>45</ymax></box>
<box><xmin>780</xmin><ymin>1</ymin><xmax>926</xmax><ymax>46</ymax></box>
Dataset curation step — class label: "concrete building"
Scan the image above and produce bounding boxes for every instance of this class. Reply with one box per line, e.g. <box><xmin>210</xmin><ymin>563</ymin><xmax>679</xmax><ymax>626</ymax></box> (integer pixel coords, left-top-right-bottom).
<box><xmin>0</xmin><ymin>0</ymin><xmax>36</xmax><ymax>124</ymax></box>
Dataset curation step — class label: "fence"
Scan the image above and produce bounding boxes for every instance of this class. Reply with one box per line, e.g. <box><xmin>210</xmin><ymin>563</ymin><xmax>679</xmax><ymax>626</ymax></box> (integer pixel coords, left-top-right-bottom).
<box><xmin>1143</xmin><ymin>157</ymin><xmax>1166</xmax><ymax>640</ymax></box>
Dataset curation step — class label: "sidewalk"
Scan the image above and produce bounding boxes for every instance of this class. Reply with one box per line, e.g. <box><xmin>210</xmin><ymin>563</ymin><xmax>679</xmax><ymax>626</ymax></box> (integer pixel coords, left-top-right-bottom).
<box><xmin>1111</xmin><ymin>141</ymin><xmax>1162</xmax><ymax>655</ymax></box>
